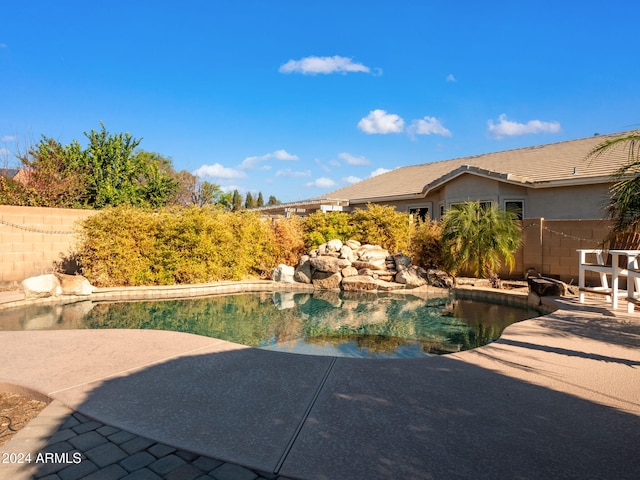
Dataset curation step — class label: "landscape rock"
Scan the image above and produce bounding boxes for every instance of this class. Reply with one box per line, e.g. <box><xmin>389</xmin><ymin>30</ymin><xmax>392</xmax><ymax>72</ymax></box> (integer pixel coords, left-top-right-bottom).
<box><xmin>345</xmin><ymin>240</ymin><xmax>361</xmax><ymax>250</ymax></box>
<box><xmin>339</xmin><ymin>245</ymin><xmax>354</xmax><ymax>260</ymax></box>
<box><xmin>54</xmin><ymin>273</ymin><xmax>96</xmax><ymax>296</ymax></box>
<box><xmin>395</xmin><ymin>267</ymin><xmax>427</xmax><ymax>288</ymax></box>
<box><xmin>426</xmin><ymin>269</ymin><xmax>455</xmax><ymax>288</ymax></box>
<box><xmin>392</xmin><ymin>253</ymin><xmax>412</xmax><ymax>270</ymax></box>
<box><xmin>341</xmin><ymin>275</ymin><xmax>381</xmax><ymax>291</ymax></box>
<box><xmin>309</xmin><ymin>256</ymin><xmax>351</xmax><ymax>273</ymax></box>
<box><xmin>21</xmin><ymin>274</ymin><xmax>62</xmax><ymax>299</ymax></box>
<box><xmin>312</xmin><ymin>271</ymin><xmax>342</xmax><ymax>290</ymax></box>
<box><xmin>326</xmin><ymin>239</ymin><xmax>343</xmax><ymax>252</ymax></box>
<box><xmin>352</xmin><ymin>260</ymin><xmax>386</xmax><ymax>271</ymax></box>
<box><xmin>528</xmin><ymin>277</ymin><xmax>566</xmax><ymax>297</ymax></box>
<box><xmin>271</xmin><ymin>264</ymin><xmax>295</xmax><ymax>283</ymax></box>
<box><xmin>294</xmin><ymin>258</ymin><xmax>312</xmax><ymax>284</ymax></box>
<box><xmin>341</xmin><ymin>266</ymin><xmax>359</xmax><ymax>277</ymax></box>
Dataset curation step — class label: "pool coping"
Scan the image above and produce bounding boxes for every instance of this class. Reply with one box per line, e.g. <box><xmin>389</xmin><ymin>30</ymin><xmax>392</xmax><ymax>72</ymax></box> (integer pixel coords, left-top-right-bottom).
<box><xmin>1</xmin><ymin>282</ymin><xmax>638</xmax><ymax>479</ymax></box>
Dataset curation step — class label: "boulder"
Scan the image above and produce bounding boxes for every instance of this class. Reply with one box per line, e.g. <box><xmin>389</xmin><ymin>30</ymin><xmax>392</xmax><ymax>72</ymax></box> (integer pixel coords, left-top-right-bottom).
<box><xmin>352</xmin><ymin>260</ymin><xmax>386</xmax><ymax>271</ymax></box>
<box><xmin>339</xmin><ymin>245</ymin><xmax>355</xmax><ymax>260</ymax></box>
<box><xmin>310</xmin><ymin>256</ymin><xmax>351</xmax><ymax>273</ymax></box>
<box><xmin>326</xmin><ymin>239</ymin><xmax>343</xmax><ymax>252</ymax></box>
<box><xmin>271</xmin><ymin>264</ymin><xmax>295</xmax><ymax>283</ymax></box>
<box><xmin>358</xmin><ymin>247</ymin><xmax>390</xmax><ymax>264</ymax></box>
<box><xmin>527</xmin><ymin>277</ymin><xmax>566</xmax><ymax>297</ymax></box>
<box><xmin>395</xmin><ymin>267</ymin><xmax>427</xmax><ymax>288</ymax></box>
<box><xmin>341</xmin><ymin>275</ymin><xmax>381</xmax><ymax>291</ymax></box>
<box><xmin>21</xmin><ymin>274</ymin><xmax>62</xmax><ymax>299</ymax></box>
<box><xmin>392</xmin><ymin>253</ymin><xmax>412</xmax><ymax>270</ymax></box>
<box><xmin>312</xmin><ymin>271</ymin><xmax>342</xmax><ymax>290</ymax></box>
<box><xmin>54</xmin><ymin>273</ymin><xmax>95</xmax><ymax>296</ymax></box>
<box><xmin>426</xmin><ymin>269</ymin><xmax>455</xmax><ymax>288</ymax></box>
<box><xmin>294</xmin><ymin>257</ymin><xmax>312</xmax><ymax>284</ymax></box>
<box><xmin>341</xmin><ymin>266</ymin><xmax>359</xmax><ymax>277</ymax></box>
<box><xmin>345</xmin><ymin>239</ymin><xmax>361</xmax><ymax>250</ymax></box>
<box><xmin>357</xmin><ymin>268</ymin><xmax>379</xmax><ymax>278</ymax></box>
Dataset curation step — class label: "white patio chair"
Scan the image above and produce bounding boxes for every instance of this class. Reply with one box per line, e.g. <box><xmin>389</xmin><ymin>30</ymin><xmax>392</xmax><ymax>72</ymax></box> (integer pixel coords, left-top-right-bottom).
<box><xmin>577</xmin><ymin>232</ymin><xmax>640</xmax><ymax>309</ymax></box>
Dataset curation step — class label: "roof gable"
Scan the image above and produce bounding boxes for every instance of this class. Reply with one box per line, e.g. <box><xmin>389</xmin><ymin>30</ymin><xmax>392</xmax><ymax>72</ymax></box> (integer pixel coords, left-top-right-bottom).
<box><xmin>321</xmin><ymin>131</ymin><xmax>634</xmax><ymax>202</ymax></box>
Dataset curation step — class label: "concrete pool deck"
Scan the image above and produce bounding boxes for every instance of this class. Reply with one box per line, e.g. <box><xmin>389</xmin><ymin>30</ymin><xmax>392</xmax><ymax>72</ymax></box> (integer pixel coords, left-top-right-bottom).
<box><xmin>0</xmin><ymin>286</ymin><xmax>639</xmax><ymax>479</ymax></box>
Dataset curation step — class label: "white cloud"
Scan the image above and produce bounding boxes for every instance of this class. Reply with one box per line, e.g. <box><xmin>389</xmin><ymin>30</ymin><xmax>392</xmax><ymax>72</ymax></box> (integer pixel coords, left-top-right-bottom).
<box><xmin>370</xmin><ymin>167</ymin><xmax>391</xmax><ymax>177</ymax></box>
<box><xmin>240</xmin><ymin>149</ymin><xmax>299</xmax><ymax>170</ymax></box>
<box><xmin>488</xmin><ymin>114</ymin><xmax>561</xmax><ymax>139</ymax></box>
<box><xmin>194</xmin><ymin>163</ymin><xmax>246</xmax><ymax>179</ymax></box>
<box><xmin>343</xmin><ymin>175</ymin><xmax>362</xmax><ymax>184</ymax></box>
<box><xmin>446</xmin><ymin>74</ymin><xmax>456</xmax><ymax>82</ymax></box>
<box><xmin>279</xmin><ymin>55</ymin><xmax>371</xmax><ymax>75</ymax></box>
<box><xmin>408</xmin><ymin>116</ymin><xmax>452</xmax><ymax>137</ymax></box>
<box><xmin>306</xmin><ymin>177</ymin><xmax>336</xmax><ymax>188</ymax></box>
<box><xmin>1</xmin><ymin>135</ymin><xmax>17</xmax><ymax>142</ymax></box>
<box><xmin>338</xmin><ymin>152</ymin><xmax>370</xmax><ymax>166</ymax></box>
<box><xmin>275</xmin><ymin>168</ymin><xmax>311</xmax><ymax>177</ymax></box>
<box><xmin>0</xmin><ymin>147</ymin><xmax>10</xmax><ymax>156</ymax></box>
<box><xmin>358</xmin><ymin>109</ymin><xmax>405</xmax><ymax>134</ymax></box>
<box><xmin>272</xmin><ymin>149</ymin><xmax>298</xmax><ymax>161</ymax></box>
<box><xmin>328</xmin><ymin>159</ymin><xmax>341</xmax><ymax>167</ymax></box>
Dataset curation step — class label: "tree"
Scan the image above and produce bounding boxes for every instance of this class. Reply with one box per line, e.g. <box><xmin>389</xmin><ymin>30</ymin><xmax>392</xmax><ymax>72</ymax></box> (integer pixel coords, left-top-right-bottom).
<box><xmin>131</xmin><ymin>151</ymin><xmax>180</xmax><ymax>208</ymax></box>
<box><xmin>440</xmin><ymin>201</ymin><xmax>522</xmax><ymax>279</ymax></box>
<box><xmin>232</xmin><ymin>190</ymin><xmax>243</xmax><ymax>210</ymax></box>
<box><xmin>245</xmin><ymin>192</ymin><xmax>256</xmax><ymax>209</ymax></box>
<box><xmin>587</xmin><ymin>131</ymin><xmax>640</xmax><ymax>234</ymax></box>
<box><xmin>170</xmin><ymin>170</ymin><xmax>198</xmax><ymax>206</ymax></box>
<box><xmin>256</xmin><ymin>191</ymin><xmax>264</xmax><ymax>207</ymax></box>
<box><xmin>267</xmin><ymin>195</ymin><xmax>281</xmax><ymax>205</ymax></box>
<box><xmin>15</xmin><ymin>137</ymin><xmax>89</xmax><ymax>207</ymax></box>
<box><xmin>192</xmin><ymin>180</ymin><xmax>231</xmax><ymax>207</ymax></box>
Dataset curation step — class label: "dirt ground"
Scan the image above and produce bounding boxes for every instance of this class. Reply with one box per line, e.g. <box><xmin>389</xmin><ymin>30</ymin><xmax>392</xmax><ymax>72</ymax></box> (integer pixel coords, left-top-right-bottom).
<box><xmin>0</xmin><ymin>392</ymin><xmax>48</xmax><ymax>447</ymax></box>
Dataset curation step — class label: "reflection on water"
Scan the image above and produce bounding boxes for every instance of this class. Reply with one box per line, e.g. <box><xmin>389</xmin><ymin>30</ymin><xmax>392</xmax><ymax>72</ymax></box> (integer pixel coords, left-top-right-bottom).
<box><xmin>0</xmin><ymin>291</ymin><xmax>541</xmax><ymax>358</ymax></box>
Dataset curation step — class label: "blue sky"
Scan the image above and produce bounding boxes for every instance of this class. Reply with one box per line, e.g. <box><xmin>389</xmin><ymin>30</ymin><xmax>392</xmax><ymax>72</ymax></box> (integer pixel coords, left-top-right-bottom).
<box><xmin>1</xmin><ymin>1</ymin><xmax>639</xmax><ymax>202</ymax></box>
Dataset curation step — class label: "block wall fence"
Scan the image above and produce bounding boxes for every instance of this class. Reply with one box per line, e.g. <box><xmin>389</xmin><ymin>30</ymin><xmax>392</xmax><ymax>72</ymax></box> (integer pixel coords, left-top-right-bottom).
<box><xmin>0</xmin><ymin>206</ymin><xmax>96</xmax><ymax>285</ymax></box>
<box><xmin>1</xmin><ymin>205</ymin><xmax>613</xmax><ymax>286</ymax></box>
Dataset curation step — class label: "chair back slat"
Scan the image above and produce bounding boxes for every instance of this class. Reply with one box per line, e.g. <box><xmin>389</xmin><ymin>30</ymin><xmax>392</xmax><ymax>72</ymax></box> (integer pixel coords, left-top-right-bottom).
<box><xmin>606</xmin><ymin>231</ymin><xmax>640</xmax><ymax>267</ymax></box>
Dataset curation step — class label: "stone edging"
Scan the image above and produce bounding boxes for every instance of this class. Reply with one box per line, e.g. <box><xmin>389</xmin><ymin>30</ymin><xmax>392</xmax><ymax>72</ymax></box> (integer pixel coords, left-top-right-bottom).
<box><xmin>1</xmin><ymin>279</ymin><xmax>557</xmax><ymax>317</ymax></box>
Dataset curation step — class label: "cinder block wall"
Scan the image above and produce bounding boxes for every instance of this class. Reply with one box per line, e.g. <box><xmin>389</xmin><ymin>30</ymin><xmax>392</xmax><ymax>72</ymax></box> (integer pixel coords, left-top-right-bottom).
<box><xmin>499</xmin><ymin>218</ymin><xmax>612</xmax><ymax>284</ymax></box>
<box><xmin>0</xmin><ymin>207</ymin><xmax>616</xmax><ymax>286</ymax></box>
<box><xmin>0</xmin><ymin>206</ymin><xmax>96</xmax><ymax>285</ymax></box>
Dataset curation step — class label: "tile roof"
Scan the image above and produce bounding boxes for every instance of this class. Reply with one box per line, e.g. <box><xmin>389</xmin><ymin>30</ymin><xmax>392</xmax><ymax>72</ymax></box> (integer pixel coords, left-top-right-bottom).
<box><xmin>319</xmin><ymin>131</ymin><xmax>636</xmax><ymax>202</ymax></box>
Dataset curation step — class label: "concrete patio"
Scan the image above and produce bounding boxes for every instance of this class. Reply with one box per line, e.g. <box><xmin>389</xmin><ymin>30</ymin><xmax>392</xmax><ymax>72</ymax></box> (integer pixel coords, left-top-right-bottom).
<box><xmin>0</xmin><ymin>290</ymin><xmax>639</xmax><ymax>479</ymax></box>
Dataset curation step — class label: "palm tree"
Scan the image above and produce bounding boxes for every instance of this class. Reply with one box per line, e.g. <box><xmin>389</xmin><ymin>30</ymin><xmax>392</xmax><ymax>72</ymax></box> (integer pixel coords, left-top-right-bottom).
<box><xmin>441</xmin><ymin>201</ymin><xmax>522</xmax><ymax>279</ymax></box>
<box><xmin>587</xmin><ymin>130</ymin><xmax>640</xmax><ymax>234</ymax></box>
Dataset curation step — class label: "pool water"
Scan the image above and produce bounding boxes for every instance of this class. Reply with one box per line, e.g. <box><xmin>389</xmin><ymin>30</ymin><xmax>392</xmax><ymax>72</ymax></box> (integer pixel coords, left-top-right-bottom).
<box><xmin>0</xmin><ymin>291</ymin><xmax>541</xmax><ymax>358</ymax></box>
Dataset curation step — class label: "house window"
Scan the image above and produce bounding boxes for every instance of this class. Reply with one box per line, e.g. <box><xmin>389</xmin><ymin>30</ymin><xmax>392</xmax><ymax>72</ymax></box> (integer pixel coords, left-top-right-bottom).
<box><xmin>409</xmin><ymin>207</ymin><xmax>430</xmax><ymax>222</ymax></box>
<box><xmin>505</xmin><ymin>200</ymin><xmax>524</xmax><ymax>220</ymax></box>
<box><xmin>439</xmin><ymin>203</ymin><xmax>445</xmax><ymax>218</ymax></box>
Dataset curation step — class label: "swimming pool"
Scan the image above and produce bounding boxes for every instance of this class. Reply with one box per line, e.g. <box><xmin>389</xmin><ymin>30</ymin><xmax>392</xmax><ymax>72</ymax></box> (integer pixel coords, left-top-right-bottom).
<box><xmin>0</xmin><ymin>290</ymin><xmax>541</xmax><ymax>358</ymax></box>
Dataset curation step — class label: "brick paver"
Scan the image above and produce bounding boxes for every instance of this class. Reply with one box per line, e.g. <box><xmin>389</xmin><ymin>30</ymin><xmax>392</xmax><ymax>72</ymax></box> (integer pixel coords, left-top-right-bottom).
<box><xmin>2</xmin><ymin>406</ymin><xmax>293</xmax><ymax>480</ymax></box>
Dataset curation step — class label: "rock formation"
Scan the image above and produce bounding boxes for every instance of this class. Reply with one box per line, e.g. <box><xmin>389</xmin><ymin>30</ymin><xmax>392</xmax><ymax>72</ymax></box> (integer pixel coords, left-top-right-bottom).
<box><xmin>273</xmin><ymin>239</ymin><xmax>453</xmax><ymax>291</ymax></box>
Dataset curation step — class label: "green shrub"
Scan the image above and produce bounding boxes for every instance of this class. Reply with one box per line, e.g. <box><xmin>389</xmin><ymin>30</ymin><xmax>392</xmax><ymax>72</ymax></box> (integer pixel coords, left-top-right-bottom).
<box><xmin>271</xmin><ymin>216</ymin><xmax>306</xmax><ymax>265</ymax></box>
<box><xmin>409</xmin><ymin>219</ymin><xmax>443</xmax><ymax>269</ymax></box>
<box><xmin>76</xmin><ymin>205</ymin><xmax>279</xmax><ymax>286</ymax></box>
<box><xmin>302</xmin><ymin>211</ymin><xmax>356</xmax><ymax>248</ymax></box>
<box><xmin>351</xmin><ymin>204</ymin><xmax>414</xmax><ymax>254</ymax></box>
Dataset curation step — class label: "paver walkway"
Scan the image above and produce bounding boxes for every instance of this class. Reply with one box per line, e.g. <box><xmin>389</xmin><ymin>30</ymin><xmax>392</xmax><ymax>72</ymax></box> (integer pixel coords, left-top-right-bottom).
<box><xmin>2</xmin><ymin>400</ymin><xmax>287</xmax><ymax>480</ymax></box>
<box><xmin>0</xmin><ymin>291</ymin><xmax>639</xmax><ymax>479</ymax></box>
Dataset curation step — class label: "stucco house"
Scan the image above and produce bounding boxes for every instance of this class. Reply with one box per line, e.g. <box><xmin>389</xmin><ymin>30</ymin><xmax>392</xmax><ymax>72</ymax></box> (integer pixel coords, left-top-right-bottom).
<box><xmin>256</xmin><ymin>131</ymin><xmax>632</xmax><ymax>221</ymax></box>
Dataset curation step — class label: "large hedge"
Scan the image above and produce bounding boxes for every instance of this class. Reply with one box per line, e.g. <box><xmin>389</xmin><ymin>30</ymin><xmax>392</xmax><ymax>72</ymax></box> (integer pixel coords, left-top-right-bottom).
<box><xmin>75</xmin><ymin>204</ymin><xmax>444</xmax><ymax>287</ymax></box>
<box><xmin>77</xmin><ymin>206</ymin><xmax>275</xmax><ymax>286</ymax></box>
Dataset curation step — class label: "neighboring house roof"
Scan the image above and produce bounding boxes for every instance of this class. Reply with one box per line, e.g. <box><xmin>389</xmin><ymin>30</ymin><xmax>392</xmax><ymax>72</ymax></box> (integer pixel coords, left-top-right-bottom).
<box><xmin>0</xmin><ymin>168</ymin><xmax>27</xmax><ymax>185</ymax></box>
<box><xmin>318</xmin><ymin>131</ymin><xmax>633</xmax><ymax>203</ymax></box>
